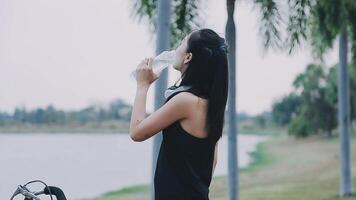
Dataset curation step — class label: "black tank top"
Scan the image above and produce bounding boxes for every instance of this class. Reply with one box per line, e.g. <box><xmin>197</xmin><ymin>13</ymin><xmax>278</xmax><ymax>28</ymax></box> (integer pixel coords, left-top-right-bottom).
<box><xmin>154</xmin><ymin>88</ymin><xmax>214</xmax><ymax>200</ymax></box>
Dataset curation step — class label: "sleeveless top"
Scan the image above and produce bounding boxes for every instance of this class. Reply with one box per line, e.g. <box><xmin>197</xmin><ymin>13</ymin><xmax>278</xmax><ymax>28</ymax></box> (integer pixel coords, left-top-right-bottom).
<box><xmin>154</xmin><ymin>85</ymin><xmax>215</xmax><ymax>200</ymax></box>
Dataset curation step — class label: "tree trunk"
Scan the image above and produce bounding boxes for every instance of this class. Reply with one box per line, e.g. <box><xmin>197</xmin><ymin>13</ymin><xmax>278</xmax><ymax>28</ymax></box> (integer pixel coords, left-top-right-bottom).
<box><xmin>338</xmin><ymin>27</ymin><xmax>352</xmax><ymax>197</ymax></box>
<box><xmin>151</xmin><ymin>0</ymin><xmax>171</xmax><ymax>199</ymax></box>
<box><xmin>226</xmin><ymin>0</ymin><xmax>239</xmax><ymax>200</ymax></box>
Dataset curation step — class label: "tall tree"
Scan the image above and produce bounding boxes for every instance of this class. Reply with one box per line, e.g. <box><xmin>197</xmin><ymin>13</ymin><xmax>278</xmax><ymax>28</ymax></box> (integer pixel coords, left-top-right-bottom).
<box><xmin>261</xmin><ymin>0</ymin><xmax>356</xmax><ymax>196</ymax></box>
<box><xmin>293</xmin><ymin>1</ymin><xmax>353</xmax><ymax>196</ymax></box>
<box><xmin>225</xmin><ymin>1</ymin><xmax>238</xmax><ymax>199</ymax></box>
<box><xmin>227</xmin><ymin>0</ymin><xmax>283</xmax><ymax>198</ymax></box>
<box><xmin>151</xmin><ymin>1</ymin><xmax>171</xmax><ymax>199</ymax></box>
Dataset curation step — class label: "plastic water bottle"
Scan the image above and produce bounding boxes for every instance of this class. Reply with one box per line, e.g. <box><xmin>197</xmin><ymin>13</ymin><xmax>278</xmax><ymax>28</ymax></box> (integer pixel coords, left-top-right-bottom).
<box><xmin>131</xmin><ymin>50</ymin><xmax>176</xmax><ymax>80</ymax></box>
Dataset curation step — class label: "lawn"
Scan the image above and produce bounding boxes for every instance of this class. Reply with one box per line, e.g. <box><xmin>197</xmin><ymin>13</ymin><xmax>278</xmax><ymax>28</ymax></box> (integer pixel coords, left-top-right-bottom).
<box><xmin>87</xmin><ymin>132</ymin><xmax>356</xmax><ymax>200</ymax></box>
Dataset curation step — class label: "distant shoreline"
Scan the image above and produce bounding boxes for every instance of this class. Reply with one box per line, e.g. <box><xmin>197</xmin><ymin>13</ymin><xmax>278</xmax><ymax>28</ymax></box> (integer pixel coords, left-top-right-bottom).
<box><xmin>0</xmin><ymin>120</ymin><xmax>130</xmax><ymax>134</ymax></box>
<box><xmin>0</xmin><ymin>120</ymin><xmax>286</xmax><ymax>136</ymax></box>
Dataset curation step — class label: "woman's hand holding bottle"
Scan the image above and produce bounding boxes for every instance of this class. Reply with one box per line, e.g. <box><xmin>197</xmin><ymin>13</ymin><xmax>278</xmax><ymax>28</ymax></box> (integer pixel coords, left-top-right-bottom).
<box><xmin>134</xmin><ymin>58</ymin><xmax>159</xmax><ymax>88</ymax></box>
<box><xmin>130</xmin><ymin>50</ymin><xmax>176</xmax><ymax>82</ymax></box>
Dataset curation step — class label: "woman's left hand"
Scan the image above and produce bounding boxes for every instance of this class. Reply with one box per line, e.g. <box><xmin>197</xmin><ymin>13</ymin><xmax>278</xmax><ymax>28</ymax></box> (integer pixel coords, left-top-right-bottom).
<box><xmin>135</xmin><ymin>58</ymin><xmax>159</xmax><ymax>87</ymax></box>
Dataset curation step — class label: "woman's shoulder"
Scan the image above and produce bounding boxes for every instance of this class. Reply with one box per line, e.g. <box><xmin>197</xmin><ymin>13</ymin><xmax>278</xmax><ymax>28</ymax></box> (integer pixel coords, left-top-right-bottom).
<box><xmin>166</xmin><ymin>92</ymin><xmax>207</xmax><ymax>114</ymax></box>
<box><xmin>164</xmin><ymin>87</ymin><xmax>208</xmax><ymax>106</ymax></box>
<box><xmin>174</xmin><ymin>92</ymin><xmax>209</xmax><ymax>119</ymax></box>
<box><xmin>176</xmin><ymin>91</ymin><xmax>208</xmax><ymax>103</ymax></box>
<box><xmin>165</xmin><ymin>92</ymin><xmax>194</xmax><ymax>107</ymax></box>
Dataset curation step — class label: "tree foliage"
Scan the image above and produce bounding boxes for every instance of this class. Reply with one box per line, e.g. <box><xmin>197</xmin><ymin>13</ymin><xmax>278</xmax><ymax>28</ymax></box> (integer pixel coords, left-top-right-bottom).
<box><xmin>129</xmin><ymin>0</ymin><xmax>204</xmax><ymax>48</ymax></box>
<box><xmin>131</xmin><ymin>0</ymin><xmax>290</xmax><ymax>51</ymax></box>
<box><xmin>272</xmin><ymin>93</ymin><xmax>302</xmax><ymax>126</ymax></box>
<box><xmin>272</xmin><ymin>63</ymin><xmax>356</xmax><ymax>137</ymax></box>
<box><xmin>0</xmin><ymin>99</ymin><xmax>132</xmax><ymax>126</ymax></box>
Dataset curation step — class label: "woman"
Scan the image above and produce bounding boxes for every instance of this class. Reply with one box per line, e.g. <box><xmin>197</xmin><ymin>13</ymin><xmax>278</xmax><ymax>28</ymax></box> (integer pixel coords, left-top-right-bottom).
<box><xmin>129</xmin><ymin>28</ymin><xmax>228</xmax><ymax>200</ymax></box>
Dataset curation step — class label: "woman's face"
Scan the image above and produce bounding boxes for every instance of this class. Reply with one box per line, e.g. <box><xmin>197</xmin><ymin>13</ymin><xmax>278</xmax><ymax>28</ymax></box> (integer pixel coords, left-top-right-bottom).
<box><xmin>173</xmin><ymin>32</ymin><xmax>194</xmax><ymax>73</ymax></box>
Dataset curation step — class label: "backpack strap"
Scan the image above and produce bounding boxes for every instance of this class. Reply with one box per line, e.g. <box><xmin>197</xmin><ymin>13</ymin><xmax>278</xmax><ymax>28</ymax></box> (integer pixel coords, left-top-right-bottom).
<box><xmin>164</xmin><ymin>85</ymin><xmax>192</xmax><ymax>103</ymax></box>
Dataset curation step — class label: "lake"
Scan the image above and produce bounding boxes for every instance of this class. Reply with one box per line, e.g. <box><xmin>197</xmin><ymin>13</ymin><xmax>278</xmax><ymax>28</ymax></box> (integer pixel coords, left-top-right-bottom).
<box><xmin>0</xmin><ymin>133</ymin><xmax>269</xmax><ymax>199</ymax></box>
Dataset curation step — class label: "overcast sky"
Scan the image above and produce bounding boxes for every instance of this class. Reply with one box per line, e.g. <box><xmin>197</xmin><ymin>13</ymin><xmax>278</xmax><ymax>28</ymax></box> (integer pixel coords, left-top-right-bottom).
<box><xmin>0</xmin><ymin>0</ymin><xmax>338</xmax><ymax>115</ymax></box>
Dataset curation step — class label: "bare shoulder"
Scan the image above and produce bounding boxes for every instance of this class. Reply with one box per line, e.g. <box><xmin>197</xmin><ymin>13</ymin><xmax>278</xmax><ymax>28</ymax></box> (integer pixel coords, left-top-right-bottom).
<box><xmin>174</xmin><ymin>91</ymin><xmax>207</xmax><ymax>104</ymax></box>
<box><xmin>178</xmin><ymin>91</ymin><xmax>197</xmax><ymax>99</ymax></box>
<box><xmin>169</xmin><ymin>92</ymin><xmax>194</xmax><ymax>104</ymax></box>
<box><xmin>168</xmin><ymin>92</ymin><xmax>204</xmax><ymax>109</ymax></box>
<box><xmin>175</xmin><ymin>92</ymin><xmax>209</xmax><ymax>111</ymax></box>
<box><xmin>164</xmin><ymin>92</ymin><xmax>195</xmax><ymax>114</ymax></box>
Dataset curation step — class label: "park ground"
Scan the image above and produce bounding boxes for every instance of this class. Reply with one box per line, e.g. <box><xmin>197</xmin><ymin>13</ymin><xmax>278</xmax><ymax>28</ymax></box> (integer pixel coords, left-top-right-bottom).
<box><xmin>87</xmin><ymin>130</ymin><xmax>356</xmax><ymax>200</ymax></box>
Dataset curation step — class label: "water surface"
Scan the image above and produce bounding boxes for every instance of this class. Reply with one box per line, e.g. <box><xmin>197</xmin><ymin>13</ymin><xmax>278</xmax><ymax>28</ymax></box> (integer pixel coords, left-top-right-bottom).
<box><xmin>0</xmin><ymin>133</ymin><xmax>269</xmax><ymax>199</ymax></box>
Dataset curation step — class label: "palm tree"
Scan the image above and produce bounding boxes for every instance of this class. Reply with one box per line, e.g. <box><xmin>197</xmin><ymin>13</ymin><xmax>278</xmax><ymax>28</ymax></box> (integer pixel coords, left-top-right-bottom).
<box><xmin>225</xmin><ymin>2</ymin><xmax>238</xmax><ymax>199</ymax></box>
<box><xmin>151</xmin><ymin>1</ymin><xmax>171</xmax><ymax>199</ymax></box>
<box><xmin>262</xmin><ymin>0</ymin><xmax>356</xmax><ymax>197</ymax></box>
<box><xmin>129</xmin><ymin>0</ymin><xmax>202</xmax><ymax>48</ymax></box>
<box><xmin>226</xmin><ymin>0</ymin><xmax>282</xmax><ymax>199</ymax></box>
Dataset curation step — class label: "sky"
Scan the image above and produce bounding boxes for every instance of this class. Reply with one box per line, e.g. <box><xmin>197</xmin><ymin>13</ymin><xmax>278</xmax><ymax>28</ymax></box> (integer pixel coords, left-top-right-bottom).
<box><xmin>0</xmin><ymin>0</ymin><xmax>339</xmax><ymax>115</ymax></box>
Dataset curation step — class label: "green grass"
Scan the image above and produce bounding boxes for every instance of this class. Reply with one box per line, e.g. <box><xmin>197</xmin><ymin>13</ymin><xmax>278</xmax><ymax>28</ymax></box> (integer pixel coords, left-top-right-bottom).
<box><xmin>88</xmin><ymin>131</ymin><xmax>356</xmax><ymax>200</ymax></box>
<box><xmin>240</xmin><ymin>141</ymin><xmax>274</xmax><ymax>173</ymax></box>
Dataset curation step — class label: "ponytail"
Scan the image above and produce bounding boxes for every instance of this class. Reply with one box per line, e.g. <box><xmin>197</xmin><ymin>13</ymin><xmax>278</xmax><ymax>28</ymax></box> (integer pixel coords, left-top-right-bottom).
<box><xmin>177</xmin><ymin>28</ymin><xmax>229</xmax><ymax>146</ymax></box>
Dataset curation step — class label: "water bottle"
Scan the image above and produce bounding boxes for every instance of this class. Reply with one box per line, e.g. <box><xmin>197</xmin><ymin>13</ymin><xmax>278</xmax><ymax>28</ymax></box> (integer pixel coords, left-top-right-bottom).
<box><xmin>131</xmin><ymin>50</ymin><xmax>176</xmax><ymax>79</ymax></box>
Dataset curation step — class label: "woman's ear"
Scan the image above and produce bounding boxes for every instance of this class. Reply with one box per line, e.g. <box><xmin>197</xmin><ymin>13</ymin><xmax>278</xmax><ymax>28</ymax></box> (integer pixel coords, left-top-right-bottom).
<box><xmin>183</xmin><ymin>53</ymin><xmax>193</xmax><ymax>64</ymax></box>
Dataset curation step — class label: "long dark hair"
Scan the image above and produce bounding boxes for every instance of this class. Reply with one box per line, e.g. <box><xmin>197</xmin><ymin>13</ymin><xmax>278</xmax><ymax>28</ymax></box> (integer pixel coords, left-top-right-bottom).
<box><xmin>175</xmin><ymin>28</ymin><xmax>229</xmax><ymax>146</ymax></box>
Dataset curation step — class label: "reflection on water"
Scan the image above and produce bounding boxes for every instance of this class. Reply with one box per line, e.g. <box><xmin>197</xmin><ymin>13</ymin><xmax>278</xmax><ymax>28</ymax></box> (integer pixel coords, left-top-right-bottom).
<box><xmin>0</xmin><ymin>133</ymin><xmax>269</xmax><ymax>199</ymax></box>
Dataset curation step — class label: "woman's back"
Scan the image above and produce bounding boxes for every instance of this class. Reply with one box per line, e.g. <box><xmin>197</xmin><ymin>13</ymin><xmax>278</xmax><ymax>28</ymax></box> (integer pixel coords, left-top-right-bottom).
<box><xmin>154</xmin><ymin>89</ymin><xmax>214</xmax><ymax>200</ymax></box>
<box><xmin>178</xmin><ymin>91</ymin><xmax>209</xmax><ymax>139</ymax></box>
